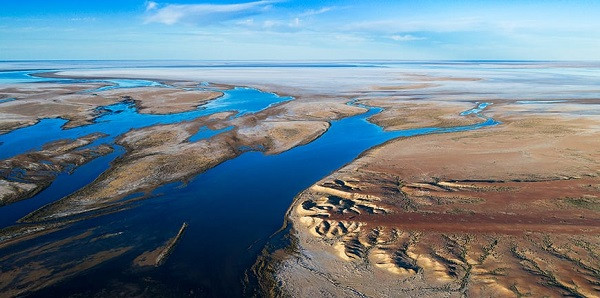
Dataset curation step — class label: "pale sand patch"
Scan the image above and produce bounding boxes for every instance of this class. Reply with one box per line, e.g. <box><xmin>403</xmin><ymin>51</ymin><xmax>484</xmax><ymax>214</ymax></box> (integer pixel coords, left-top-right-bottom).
<box><xmin>0</xmin><ymin>83</ymin><xmax>115</xmax><ymax>130</ymax></box>
<box><xmin>98</xmin><ymin>87</ymin><xmax>223</xmax><ymax>114</ymax></box>
<box><xmin>370</xmin><ymin>83</ymin><xmax>440</xmax><ymax>91</ymax></box>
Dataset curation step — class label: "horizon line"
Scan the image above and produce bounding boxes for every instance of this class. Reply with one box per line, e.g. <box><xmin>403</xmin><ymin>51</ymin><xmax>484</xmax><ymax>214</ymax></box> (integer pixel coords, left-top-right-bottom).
<box><xmin>2</xmin><ymin>59</ymin><xmax>600</xmax><ymax>63</ymax></box>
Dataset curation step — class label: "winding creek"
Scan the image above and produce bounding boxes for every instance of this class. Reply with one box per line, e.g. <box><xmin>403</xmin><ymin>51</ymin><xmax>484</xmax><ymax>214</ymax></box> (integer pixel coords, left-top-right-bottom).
<box><xmin>0</xmin><ymin>70</ymin><xmax>498</xmax><ymax>296</ymax></box>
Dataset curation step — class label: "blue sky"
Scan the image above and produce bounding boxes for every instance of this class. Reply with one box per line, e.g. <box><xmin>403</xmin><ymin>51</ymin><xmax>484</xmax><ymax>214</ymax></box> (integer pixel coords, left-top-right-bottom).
<box><xmin>1</xmin><ymin>0</ymin><xmax>599</xmax><ymax>60</ymax></box>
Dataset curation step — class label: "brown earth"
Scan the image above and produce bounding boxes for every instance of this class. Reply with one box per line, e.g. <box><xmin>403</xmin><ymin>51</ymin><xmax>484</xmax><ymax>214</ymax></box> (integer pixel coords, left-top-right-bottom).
<box><xmin>0</xmin><ymin>133</ymin><xmax>114</xmax><ymax>206</ymax></box>
<box><xmin>2</xmin><ymin>70</ymin><xmax>599</xmax><ymax>297</ymax></box>
<box><xmin>0</xmin><ymin>83</ymin><xmax>114</xmax><ymax>131</ymax></box>
<box><xmin>98</xmin><ymin>87</ymin><xmax>223</xmax><ymax>114</ymax></box>
<box><xmin>360</xmin><ymin>98</ymin><xmax>481</xmax><ymax>130</ymax></box>
<box><xmin>370</xmin><ymin>83</ymin><xmax>441</xmax><ymax>91</ymax></box>
<box><xmin>0</xmin><ymin>82</ymin><xmax>225</xmax><ymax>134</ymax></box>
<box><xmin>273</xmin><ymin>102</ymin><xmax>600</xmax><ymax>297</ymax></box>
<box><xmin>133</xmin><ymin>222</ymin><xmax>188</xmax><ymax>267</ymax></box>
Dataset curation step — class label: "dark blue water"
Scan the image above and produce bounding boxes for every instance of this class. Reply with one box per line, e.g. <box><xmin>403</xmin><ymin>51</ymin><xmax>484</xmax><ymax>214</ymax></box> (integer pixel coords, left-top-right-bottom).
<box><xmin>0</xmin><ymin>80</ymin><xmax>292</xmax><ymax>228</ymax></box>
<box><xmin>136</xmin><ymin>102</ymin><xmax>497</xmax><ymax>296</ymax></box>
<box><xmin>0</xmin><ymin>146</ymin><xmax>126</xmax><ymax>227</ymax></box>
<box><xmin>189</xmin><ymin>126</ymin><xmax>234</xmax><ymax>142</ymax></box>
<box><xmin>0</xmin><ymin>71</ymin><xmax>497</xmax><ymax>297</ymax></box>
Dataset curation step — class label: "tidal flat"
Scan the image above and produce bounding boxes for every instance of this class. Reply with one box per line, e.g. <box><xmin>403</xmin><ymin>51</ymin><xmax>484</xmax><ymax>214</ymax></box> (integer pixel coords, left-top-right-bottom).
<box><xmin>0</xmin><ymin>61</ymin><xmax>599</xmax><ymax>297</ymax></box>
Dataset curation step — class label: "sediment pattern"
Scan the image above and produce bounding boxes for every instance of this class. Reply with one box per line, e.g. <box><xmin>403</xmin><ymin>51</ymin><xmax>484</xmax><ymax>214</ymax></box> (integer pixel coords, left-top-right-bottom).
<box><xmin>0</xmin><ymin>133</ymin><xmax>113</xmax><ymax>206</ymax></box>
<box><xmin>289</xmin><ymin>176</ymin><xmax>600</xmax><ymax>297</ymax></box>
<box><xmin>275</xmin><ymin>99</ymin><xmax>600</xmax><ymax>297</ymax></box>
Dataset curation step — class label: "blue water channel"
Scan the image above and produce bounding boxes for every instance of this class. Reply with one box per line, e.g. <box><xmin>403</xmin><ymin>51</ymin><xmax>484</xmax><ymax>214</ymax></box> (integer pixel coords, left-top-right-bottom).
<box><xmin>0</xmin><ymin>84</ymin><xmax>291</xmax><ymax>227</ymax></box>
<box><xmin>0</xmin><ymin>87</ymin><xmax>291</xmax><ymax>160</ymax></box>
<box><xmin>0</xmin><ymin>71</ymin><xmax>498</xmax><ymax>297</ymax></box>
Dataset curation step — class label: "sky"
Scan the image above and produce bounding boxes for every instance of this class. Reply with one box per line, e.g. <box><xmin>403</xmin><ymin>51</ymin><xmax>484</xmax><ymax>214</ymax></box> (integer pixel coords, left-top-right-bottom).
<box><xmin>1</xmin><ymin>0</ymin><xmax>599</xmax><ymax>60</ymax></box>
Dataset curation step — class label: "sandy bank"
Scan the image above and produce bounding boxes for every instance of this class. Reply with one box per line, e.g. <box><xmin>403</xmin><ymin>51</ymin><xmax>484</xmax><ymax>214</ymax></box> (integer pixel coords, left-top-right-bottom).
<box><xmin>0</xmin><ymin>133</ymin><xmax>114</xmax><ymax>206</ymax></box>
<box><xmin>0</xmin><ymin>83</ymin><xmax>114</xmax><ymax>132</ymax></box>
<box><xmin>359</xmin><ymin>98</ymin><xmax>481</xmax><ymax>130</ymax></box>
<box><xmin>98</xmin><ymin>87</ymin><xmax>223</xmax><ymax>114</ymax></box>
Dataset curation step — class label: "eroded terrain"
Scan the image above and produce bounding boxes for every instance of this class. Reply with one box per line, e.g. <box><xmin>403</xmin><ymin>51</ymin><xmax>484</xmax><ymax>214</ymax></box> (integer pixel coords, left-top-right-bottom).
<box><xmin>271</xmin><ymin>98</ymin><xmax>600</xmax><ymax>297</ymax></box>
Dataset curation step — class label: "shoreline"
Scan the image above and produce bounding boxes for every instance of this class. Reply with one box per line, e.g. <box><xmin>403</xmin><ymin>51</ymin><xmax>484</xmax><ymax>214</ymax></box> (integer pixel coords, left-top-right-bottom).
<box><xmin>248</xmin><ymin>104</ymin><xmax>503</xmax><ymax>296</ymax></box>
<box><xmin>268</xmin><ymin>101</ymin><xmax>600</xmax><ymax>296</ymax></box>
<box><xmin>2</xmin><ymin>65</ymin><xmax>599</xmax><ymax>296</ymax></box>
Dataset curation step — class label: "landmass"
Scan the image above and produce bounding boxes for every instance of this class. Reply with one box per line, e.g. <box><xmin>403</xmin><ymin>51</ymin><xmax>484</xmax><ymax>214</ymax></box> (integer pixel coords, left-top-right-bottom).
<box><xmin>98</xmin><ymin>87</ymin><xmax>223</xmax><ymax>114</ymax></box>
<box><xmin>133</xmin><ymin>222</ymin><xmax>188</xmax><ymax>267</ymax></box>
<box><xmin>264</xmin><ymin>97</ymin><xmax>600</xmax><ymax>297</ymax></box>
<box><xmin>0</xmin><ymin>133</ymin><xmax>113</xmax><ymax>206</ymax></box>
<box><xmin>0</xmin><ymin>66</ymin><xmax>598</xmax><ymax>297</ymax></box>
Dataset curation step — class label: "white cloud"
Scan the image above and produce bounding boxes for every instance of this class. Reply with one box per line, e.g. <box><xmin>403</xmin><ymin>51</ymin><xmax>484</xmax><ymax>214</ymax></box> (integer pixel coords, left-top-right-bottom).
<box><xmin>291</xmin><ymin>17</ymin><xmax>300</xmax><ymax>27</ymax></box>
<box><xmin>334</xmin><ymin>33</ymin><xmax>367</xmax><ymax>43</ymax></box>
<box><xmin>145</xmin><ymin>1</ymin><xmax>158</xmax><ymax>11</ymax></box>
<box><xmin>236</xmin><ymin>18</ymin><xmax>302</xmax><ymax>32</ymax></box>
<box><xmin>299</xmin><ymin>7</ymin><xmax>333</xmax><ymax>17</ymax></box>
<box><xmin>346</xmin><ymin>16</ymin><xmax>593</xmax><ymax>36</ymax></box>
<box><xmin>261</xmin><ymin>18</ymin><xmax>303</xmax><ymax>31</ymax></box>
<box><xmin>346</xmin><ymin>18</ymin><xmax>484</xmax><ymax>34</ymax></box>
<box><xmin>262</xmin><ymin>20</ymin><xmax>279</xmax><ymax>28</ymax></box>
<box><xmin>390</xmin><ymin>34</ymin><xmax>425</xmax><ymax>41</ymax></box>
<box><xmin>236</xmin><ymin>18</ymin><xmax>254</xmax><ymax>26</ymax></box>
<box><xmin>144</xmin><ymin>0</ymin><xmax>280</xmax><ymax>25</ymax></box>
<box><xmin>69</xmin><ymin>17</ymin><xmax>97</xmax><ymax>22</ymax></box>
